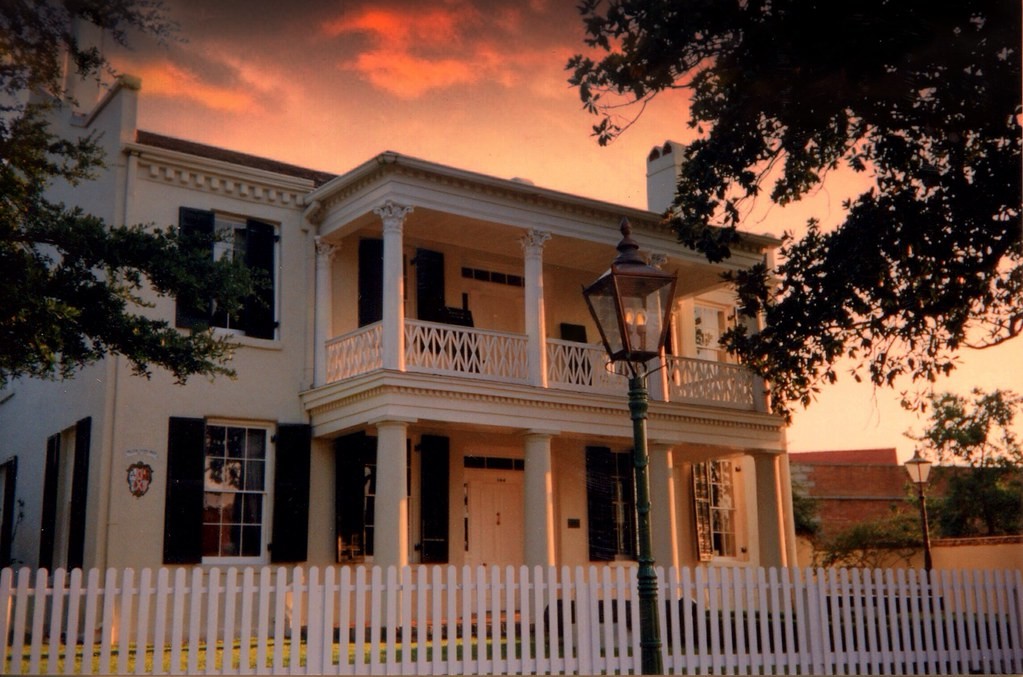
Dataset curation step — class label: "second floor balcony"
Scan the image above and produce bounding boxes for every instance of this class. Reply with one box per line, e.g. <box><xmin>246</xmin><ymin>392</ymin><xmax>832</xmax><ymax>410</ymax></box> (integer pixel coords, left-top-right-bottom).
<box><xmin>325</xmin><ymin>319</ymin><xmax>765</xmax><ymax>411</ymax></box>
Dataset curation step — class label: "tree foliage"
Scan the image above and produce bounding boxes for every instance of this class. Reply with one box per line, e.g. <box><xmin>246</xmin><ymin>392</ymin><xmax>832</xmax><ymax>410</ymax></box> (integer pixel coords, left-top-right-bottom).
<box><xmin>909</xmin><ymin>388</ymin><xmax>1023</xmax><ymax>467</ymax></box>
<box><xmin>931</xmin><ymin>467</ymin><xmax>1022</xmax><ymax>537</ymax></box>
<box><xmin>908</xmin><ymin>389</ymin><xmax>1022</xmax><ymax>538</ymax></box>
<box><xmin>813</xmin><ymin>509</ymin><xmax>922</xmax><ymax>569</ymax></box>
<box><xmin>790</xmin><ymin>483</ymin><xmax>820</xmax><ymax>539</ymax></box>
<box><xmin>569</xmin><ymin>0</ymin><xmax>1022</xmax><ymax>420</ymax></box>
<box><xmin>1</xmin><ymin>0</ymin><xmax>253</xmax><ymax>385</ymax></box>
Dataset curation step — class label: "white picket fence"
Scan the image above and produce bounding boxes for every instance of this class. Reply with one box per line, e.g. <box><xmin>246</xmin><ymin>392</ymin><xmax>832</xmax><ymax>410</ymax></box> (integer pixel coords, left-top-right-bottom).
<box><xmin>1</xmin><ymin>564</ymin><xmax>1021</xmax><ymax>675</ymax></box>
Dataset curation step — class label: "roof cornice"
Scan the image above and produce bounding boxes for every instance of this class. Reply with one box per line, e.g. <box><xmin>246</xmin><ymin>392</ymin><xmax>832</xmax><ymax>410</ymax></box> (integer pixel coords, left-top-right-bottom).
<box><xmin>125</xmin><ymin>140</ymin><xmax>317</xmax><ymax>208</ymax></box>
<box><xmin>309</xmin><ymin>151</ymin><xmax>779</xmax><ymax>253</ymax></box>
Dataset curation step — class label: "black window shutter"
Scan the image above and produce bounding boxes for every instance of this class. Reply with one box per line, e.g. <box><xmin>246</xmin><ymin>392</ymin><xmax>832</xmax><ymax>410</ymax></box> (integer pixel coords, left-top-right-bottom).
<box><xmin>419</xmin><ymin>435</ymin><xmax>449</xmax><ymax>563</ymax></box>
<box><xmin>243</xmin><ymin>220</ymin><xmax>277</xmax><ymax>339</ymax></box>
<box><xmin>586</xmin><ymin>446</ymin><xmax>616</xmax><ymax>562</ymax></box>
<box><xmin>66</xmin><ymin>417</ymin><xmax>91</xmax><ymax>570</ymax></box>
<box><xmin>175</xmin><ymin>207</ymin><xmax>215</xmax><ymax>329</ymax></box>
<box><xmin>335</xmin><ymin>432</ymin><xmax>375</xmax><ymax>561</ymax></box>
<box><xmin>38</xmin><ymin>435</ymin><xmax>60</xmax><ymax>570</ymax></box>
<box><xmin>415</xmin><ymin>248</ymin><xmax>446</xmax><ymax>322</ymax></box>
<box><xmin>0</xmin><ymin>457</ymin><xmax>17</xmax><ymax>568</ymax></box>
<box><xmin>560</xmin><ymin>323</ymin><xmax>588</xmax><ymax>343</ymax></box>
<box><xmin>270</xmin><ymin>423</ymin><xmax>311</xmax><ymax>563</ymax></box>
<box><xmin>358</xmin><ymin>239</ymin><xmax>383</xmax><ymax>327</ymax></box>
<box><xmin>163</xmin><ymin>417</ymin><xmax>205</xmax><ymax>564</ymax></box>
<box><xmin>620</xmin><ymin>452</ymin><xmax>637</xmax><ymax>558</ymax></box>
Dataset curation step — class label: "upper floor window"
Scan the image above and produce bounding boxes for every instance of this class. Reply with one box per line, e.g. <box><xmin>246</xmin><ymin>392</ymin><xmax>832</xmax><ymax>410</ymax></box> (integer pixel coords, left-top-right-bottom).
<box><xmin>175</xmin><ymin>207</ymin><xmax>278</xmax><ymax>340</ymax></box>
<box><xmin>694</xmin><ymin>304</ymin><xmax>731</xmax><ymax>361</ymax></box>
<box><xmin>693</xmin><ymin>459</ymin><xmax>738</xmax><ymax>560</ymax></box>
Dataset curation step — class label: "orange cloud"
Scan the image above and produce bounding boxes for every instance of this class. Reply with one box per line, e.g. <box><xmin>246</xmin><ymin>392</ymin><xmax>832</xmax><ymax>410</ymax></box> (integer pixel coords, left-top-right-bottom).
<box><xmin>319</xmin><ymin>3</ymin><xmax>562</xmax><ymax>99</ymax></box>
<box><xmin>322</xmin><ymin>6</ymin><xmax>475</xmax><ymax>50</ymax></box>
<box><xmin>130</xmin><ymin>62</ymin><xmax>255</xmax><ymax>112</ymax></box>
<box><xmin>352</xmin><ymin>51</ymin><xmax>478</xmax><ymax>98</ymax></box>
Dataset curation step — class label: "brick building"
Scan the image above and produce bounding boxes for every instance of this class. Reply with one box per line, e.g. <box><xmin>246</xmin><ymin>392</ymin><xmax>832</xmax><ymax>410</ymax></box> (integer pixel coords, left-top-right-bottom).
<box><xmin>789</xmin><ymin>448</ymin><xmax>913</xmax><ymax>541</ymax></box>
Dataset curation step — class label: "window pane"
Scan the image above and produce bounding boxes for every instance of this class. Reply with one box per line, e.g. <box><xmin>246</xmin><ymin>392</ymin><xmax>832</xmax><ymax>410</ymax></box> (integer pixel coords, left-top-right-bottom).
<box><xmin>206</xmin><ymin>426</ymin><xmax>226</xmax><ymax>456</ymax></box>
<box><xmin>224</xmin><ymin>460</ymin><xmax>243</xmax><ymax>489</ymax></box>
<box><xmin>227</xmin><ymin>428</ymin><xmax>245</xmax><ymax>458</ymax></box>
<box><xmin>240</xmin><ymin>526</ymin><xmax>261</xmax><ymax>557</ymax></box>
<box><xmin>205</xmin><ymin>458</ymin><xmax>224</xmax><ymax>489</ymax></box>
<box><xmin>202</xmin><ymin>524</ymin><xmax>222</xmax><ymax>557</ymax></box>
<box><xmin>244</xmin><ymin>459</ymin><xmax>264</xmax><ymax>491</ymax></box>
<box><xmin>222</xmin><ymin>524</ymin><xmax>241</xmax><ymax>556</ymax></box>
<box><xmin>222</xmin><ymin>492</ymin><xmax>241</xmax><ymax>521</ymax></box>
<box><xmin>246</xmin><ymin>429</ymin><xmax>266</xmax><ymax>460</ymax></box>
<box><xmin>203</xmin><ymin>492</ymin><xmax>224</xmax><ymax>520</ymax></box>
<box><xmin>243</xmin><ymin>494</ymin><xmax>262</xmax><ymax>523</ymax></box>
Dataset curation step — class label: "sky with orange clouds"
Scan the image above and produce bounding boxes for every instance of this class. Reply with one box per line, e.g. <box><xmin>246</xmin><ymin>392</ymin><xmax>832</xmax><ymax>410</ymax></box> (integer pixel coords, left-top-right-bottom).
<box><xmin>105</xmin><ymin>0</ymin><xmax>1022</xmax><ymax>461</ymax></box>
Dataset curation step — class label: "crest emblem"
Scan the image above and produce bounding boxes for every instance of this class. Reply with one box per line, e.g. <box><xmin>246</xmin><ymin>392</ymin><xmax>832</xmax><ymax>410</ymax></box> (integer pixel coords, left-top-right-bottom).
<box><xmin>127</xmin><ymin>461</ymin><xmax>153</xmax><ymax>497</ymax></box>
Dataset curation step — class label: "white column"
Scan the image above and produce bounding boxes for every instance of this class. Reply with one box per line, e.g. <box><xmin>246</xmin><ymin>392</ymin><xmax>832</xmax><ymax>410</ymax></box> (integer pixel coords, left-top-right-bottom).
<box><xmin>523</xmin><ymin>431</ymin><xmax>556</xmax><ymax>567</ymax></box>
<box><xmin>374</xmin><ymin>201</ymin><xmax>413</xmax><ymax>371</ymax></box>
<box><xmin>753</xmin><ymin>453</ymin><xmax>786</xmax><ymax>567</ymax></box>
<box><xmin>520</xmin><ymin>230</ymin><xmax>551</xmax><ymax>387</ymax></box>
<box><xmin>649</xmin><ymin>443</ymin><xmax>680</xmax><ymax>571</ymax></box>
<box><xmin>373</xmin><ymin>419</ymin><xmax>411</xmax><ymax>568</ymax></box>
<box><xmin>313</xmin><ymin>237</ymin><xmax>337</xmax><ymax>386</ymax></box>
<box><xmin>778</xmin><ymin>453</ymin><xmax>798</xmax><ymax>566</ymax></box>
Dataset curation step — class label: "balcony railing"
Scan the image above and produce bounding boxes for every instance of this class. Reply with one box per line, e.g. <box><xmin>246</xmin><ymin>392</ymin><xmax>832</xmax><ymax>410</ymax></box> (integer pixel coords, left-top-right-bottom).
<box><xmin>405</xmin><ymin>320</ymin><xmax>529</xmax><ymax>383</ymax></box>
<box><xmin>326</xmin><ymin>323</ymin><xmax>382</xmax><ymax>382</ymax></box>
<box><xmin>666</xmin><ymin>355</ymin><xmax>757</xmax><ymax>409</ymax></box>
<box><xmin>324</xmin><ymin>323</ymin><xmax>762</xmax><ymax>410</ymax></box>
<box><xmin>546</xmin><ymin>338</ymin><xmax>624</xmax><ymax>395</ymax></box>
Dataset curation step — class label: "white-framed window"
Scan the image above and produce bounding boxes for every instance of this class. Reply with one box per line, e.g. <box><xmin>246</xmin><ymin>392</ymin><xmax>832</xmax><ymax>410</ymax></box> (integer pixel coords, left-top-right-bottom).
<box><xmin>694</xmin><ymin>303</ymin><xmax>731</xmax><ymax>361</ymax></box>
<box><xmin>202</xmin><ymin>422</ymin><xmax>273</xmax><ymax>564</ymax></box>
<box><xmin>693</xmin><ymin>460</ymin><xmax>738</xmax><ymax>560</ymax></box>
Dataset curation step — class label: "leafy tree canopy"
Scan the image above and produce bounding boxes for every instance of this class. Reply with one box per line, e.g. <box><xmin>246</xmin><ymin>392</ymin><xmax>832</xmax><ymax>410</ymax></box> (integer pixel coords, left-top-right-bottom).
<box><xmin>909</xmin><ymin>388</ymin><xmax>1023</xmax><ymax>467</ymax></box>
<box><xmin>908</xmin><ymin>392</ymin><xmax>1018</xmax><ymax>539</ymax></box>
<box><xmin>569</xmin><ymin>0</ymin><xmax>1022</xmax><ymax>420</ymax></box>
<box><xmin>1</xmin><ymin>0</ymin><xmax>253</xmax><ymax>385</ymax></box>
<box><xmin>908</xmin><ymin>389</ymin><xmax>1022</xmax><ymax>537</ymax></box>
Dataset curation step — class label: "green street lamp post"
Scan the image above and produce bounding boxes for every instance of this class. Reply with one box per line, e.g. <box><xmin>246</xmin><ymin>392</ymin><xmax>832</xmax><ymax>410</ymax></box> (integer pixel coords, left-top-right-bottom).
<box><xmin>905</xmin><ymin>451</ymin><xmax>934</xmax><ymax>572</ymax></box>
<box><xmin>583</xmin><ymin>217</ymin><xmax>677</xmax><ymax>675</ymax></box>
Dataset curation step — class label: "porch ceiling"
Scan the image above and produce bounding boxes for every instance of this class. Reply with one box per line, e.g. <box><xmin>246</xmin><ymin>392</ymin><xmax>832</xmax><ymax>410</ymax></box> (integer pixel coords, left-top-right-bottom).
<box><xmin>335</xmin><ymin>206</ymin><xmax>732</xmax><ymax>296</ymax></box>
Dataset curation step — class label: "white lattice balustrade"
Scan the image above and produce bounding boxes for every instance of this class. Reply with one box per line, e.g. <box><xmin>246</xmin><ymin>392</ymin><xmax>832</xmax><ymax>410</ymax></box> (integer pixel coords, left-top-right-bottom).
<box><xmin>405</xmin><ymin>320</ymin><xmax>528</xmax><ymax>382</ymax></box>
<box><xmin>325</xmin><ymin>324</ymin><xmax>382</xmax><ymax>381</ymax></box>
<box><xmin>546</xmin><ymin>339</ymin><xmax>625</xmax><ymax>394</ymax></box>
<box><xmin>666</xmin><ymin>355</ymin><xmax>757</xmax><ymax>409</ymax></box>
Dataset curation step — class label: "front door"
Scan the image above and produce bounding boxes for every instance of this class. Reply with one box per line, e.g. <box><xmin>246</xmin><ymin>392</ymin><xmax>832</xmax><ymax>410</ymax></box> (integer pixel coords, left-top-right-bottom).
<box><xmin>465</xmin><ymin>469</ymin><xmax>523</xmax><ymax>567</ymax></box>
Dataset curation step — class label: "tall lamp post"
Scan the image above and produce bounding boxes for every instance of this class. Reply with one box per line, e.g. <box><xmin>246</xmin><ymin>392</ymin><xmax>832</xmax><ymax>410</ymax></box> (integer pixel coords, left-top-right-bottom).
<box><xmin>583</xmin><ymin>218</ymin><xmax>677</xmax><ymax>675</ymax></box>
<box><xmin>904</xmin><ymin>452</ymin><xmax>934</xmax><ymax>572</ymax></box>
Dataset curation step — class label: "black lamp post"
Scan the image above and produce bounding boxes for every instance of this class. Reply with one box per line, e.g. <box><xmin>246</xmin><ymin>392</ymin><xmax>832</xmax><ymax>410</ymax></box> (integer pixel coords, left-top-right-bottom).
<box><xmin>583</xmin><ymin>217</ymin><xmax>677</xmax><ymax>675</ymax></box>
<box><xmin>905</xmin><ymin>451</ymin><xmax>934</xmax><ymax>572</ymax></box>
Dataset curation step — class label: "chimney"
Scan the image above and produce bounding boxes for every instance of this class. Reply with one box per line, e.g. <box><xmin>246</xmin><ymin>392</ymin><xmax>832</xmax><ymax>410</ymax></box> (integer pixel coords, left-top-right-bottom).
<box><xmin>65</xmin><ymin>16</ymin><xmax>106</xmax><ymax>114</ymax></box>
<box><xmin>645</xmin><ymin>140</ymin><xmax>686</xmax><ymax>214</ymax></box>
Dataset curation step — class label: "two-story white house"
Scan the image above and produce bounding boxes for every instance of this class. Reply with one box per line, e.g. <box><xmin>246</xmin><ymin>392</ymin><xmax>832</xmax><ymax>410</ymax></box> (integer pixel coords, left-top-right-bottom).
<box><xmin>0</xmin><ymin>74</ymin><xmax>797</xmax><ymax>575</ymax></box>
